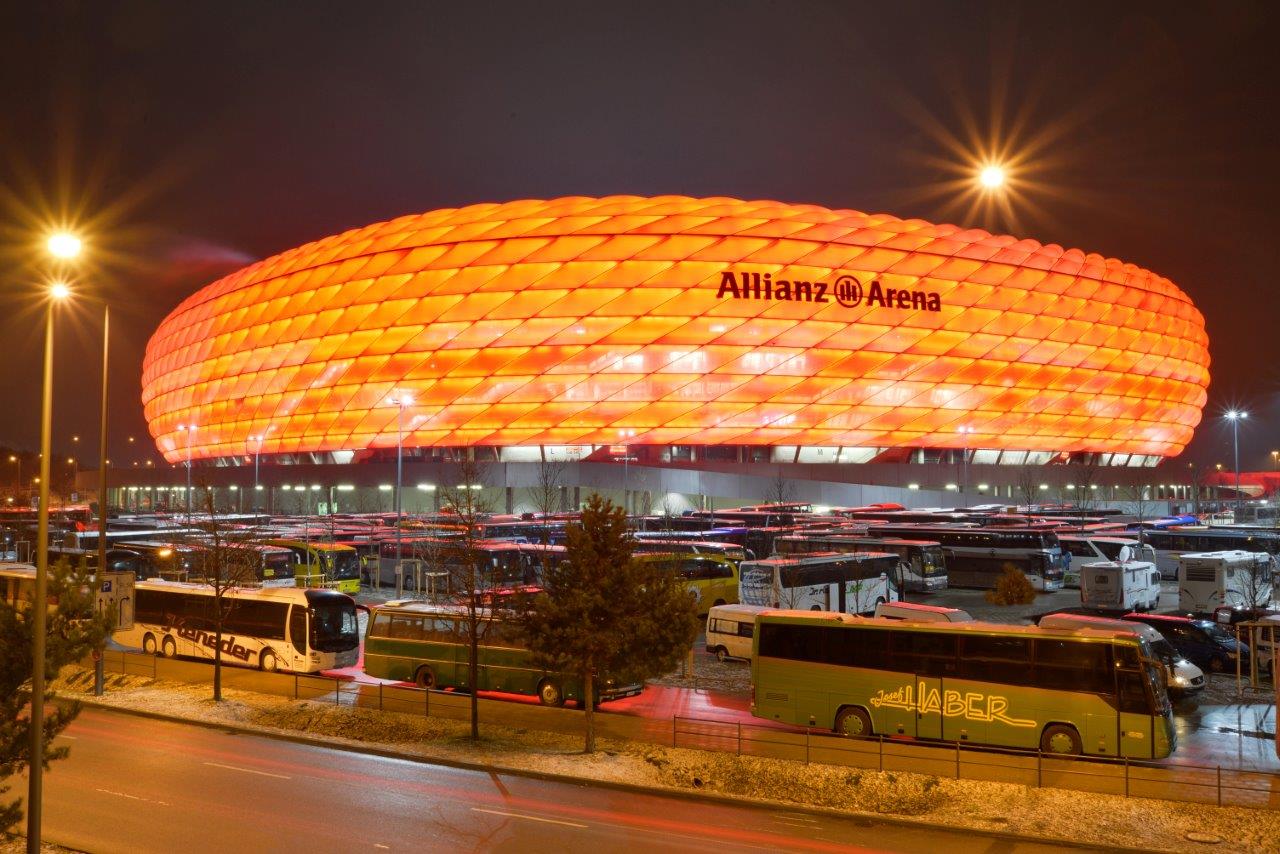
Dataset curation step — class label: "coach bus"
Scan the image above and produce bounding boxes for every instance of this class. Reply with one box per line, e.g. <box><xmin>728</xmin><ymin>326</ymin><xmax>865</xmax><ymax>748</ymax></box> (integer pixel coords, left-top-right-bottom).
<box><xmin>117</xmin><ymin>579</ymin><xmax>359</xmax><ymax>672</ymax></box>
<box><xmin>865</xmin><ymin>525</ymin><xmax>1065</xmax><ymax>591</ymax></box>
<box><xmin>750</xmin><ymin>611</ymin><xmax>1174</xmax><ymax>759</ymax></box>
<box><xmin>364</xmin><ymin>600</ymin><xmax>643</xmax><ymax>704</ymax></box>
<box><xmin>264</xmin><ymin>539</ymin><xmax>361</xmax><ymax>594</ymax></box>
<box><xmin>775</xmin><ymin>535</ymin><xmax>946</xmax><ymax>593</ymax></box>
<box><xmin>739</xmin><ymin>552</ymin><xmax>899</xmax><ymax>615</ymax></box>
<box><xmin>1131</xmin><ymin>528</ymin><xmax>1280</xmax><ymax>579</ymax></box>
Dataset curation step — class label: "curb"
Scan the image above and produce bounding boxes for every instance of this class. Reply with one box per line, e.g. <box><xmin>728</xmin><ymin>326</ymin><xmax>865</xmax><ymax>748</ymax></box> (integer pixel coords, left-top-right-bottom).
<box><xmin>73</xmin><ymin>698</ymin><xmax>1149</xmax><ymax>853</ymax></box>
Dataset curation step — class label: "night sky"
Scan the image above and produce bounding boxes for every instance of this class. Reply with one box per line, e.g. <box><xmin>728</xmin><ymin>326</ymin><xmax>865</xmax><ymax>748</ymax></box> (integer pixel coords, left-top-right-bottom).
<box><xmin>2</xmin><ymin>1</ymin><xmax>1277</xmax><ymax>473</ymax></box>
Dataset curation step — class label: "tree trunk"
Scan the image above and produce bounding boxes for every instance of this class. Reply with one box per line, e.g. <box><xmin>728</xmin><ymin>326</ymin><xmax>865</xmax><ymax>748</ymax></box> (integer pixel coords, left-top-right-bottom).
<box><xmin>583</xmin><ymin>669</ymin><xmax>595</xmax><ymax>754</ymax></box>
<box><xmin>469</xmin><ymin>615</ymin><xmax>480</xmax><ymax>740</ymax></box>
<box><xmin>213</xmin><ymin>622</ymin><xmax>223</xmax><ymax>702</ymax></box>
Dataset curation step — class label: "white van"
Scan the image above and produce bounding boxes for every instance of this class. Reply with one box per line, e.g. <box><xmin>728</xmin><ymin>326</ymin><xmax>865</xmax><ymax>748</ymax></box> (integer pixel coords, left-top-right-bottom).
<box><xmin>705</xmin><ymin>604</ymin><xmax>769</xmax><ymax>662</ymax></box>
<box><xmin>1178</xmin><ymin>550</ymin><xmax>1274</xmax><ymax>613</ymax></box>
<box><xmin>1038</xmin><ymin>612</ymin><xmax>1205</xmax><ymax>694</ymax></box>
<box><xmin>873</xmin><ymin>601</ymin><xmax>973</xmax><ymax>622</ymax></box>
<box><xmin>1080</xmin><ymin>558</ymin><xmax>1161</xmax><ymax>611</ymax></box>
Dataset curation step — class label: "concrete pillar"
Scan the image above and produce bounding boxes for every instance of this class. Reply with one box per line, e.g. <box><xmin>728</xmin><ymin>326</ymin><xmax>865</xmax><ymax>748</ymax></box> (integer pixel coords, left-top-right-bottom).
<box><xmin>505</xmin><ymin>485</ymin><xmax>515</xmax><ymax>514</ymax></box>
<box><xmin>573</xmin><ymin>485</ymin><xmax>581</xmax><ymax>510</ymax></box>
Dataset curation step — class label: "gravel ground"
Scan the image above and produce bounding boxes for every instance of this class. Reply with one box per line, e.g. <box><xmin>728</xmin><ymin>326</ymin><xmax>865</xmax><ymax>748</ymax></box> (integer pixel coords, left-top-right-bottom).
<box><xmin>51</xmin><ymin>667</ymin><xmax>1280</xmax><ymax>852</ymax></box>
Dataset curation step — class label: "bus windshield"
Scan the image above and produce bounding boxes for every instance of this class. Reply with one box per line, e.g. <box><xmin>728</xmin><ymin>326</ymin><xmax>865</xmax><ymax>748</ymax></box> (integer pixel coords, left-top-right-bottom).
<box><xmin>919</xmin><ymin>546</ymin><xmax>945</xmax><ymax>576</ymax></box>
<box><xmin>311</xmin><ymin>601</ymin><xmax>359</xmax><ymax>651</ymax></box>
<box><xmin>328</xmin><ymin>550</ymin><xmax>360</xmax><ymax>580</ymax></box>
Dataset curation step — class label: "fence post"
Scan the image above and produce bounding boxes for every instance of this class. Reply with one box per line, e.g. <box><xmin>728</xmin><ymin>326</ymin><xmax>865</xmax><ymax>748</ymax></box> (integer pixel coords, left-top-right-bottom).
<box><xmin>672</xmin><ymin>716</ymin><xmax>677</xmax><ymax>747</ymax></box>
<box><xmin>334</xmin><ymin>677</ymin><xmax>339</xmax><ymax>706</ymax></box>
<box><xmin>955</xmin><ymin>741</ymin><xmax>960</xmax><ymax>780</ymax></box>
<box><xmin>379</xmin><ymin>683</ymin><xmax>383</xmax><ymax>712</ymax></box>
<box><xmin>805</xmin><ymin>728</ymin><xmax>810</xmax><ymax>765</ymax></box>
<box><xmin>294</xmin><ymin>673</ymin><xmax>298</xmax><ymax>700</ymax></box>
<box><xmin>1124</xmin><ymin>756</ymin><xmax>1129</xmax><ymax>797</ymax></box>
<box><xmin>878</xmin><ymin>735</ymin><xmax>883</xmax><ymax>772</ymax></box>
<box><xmin>737</xmin><ymin>721</ymin><xmax>742</xmax><ymax>757</ymax></box>
<box><xmin>1037</xmin><ymin>750</ymin><xmax>1042</xmax><ymax>787</ymax></box>
<box><xmin>1217</xmin><ymin>766</ymin><xmax>1222</xmax><ymax>807</ymax></box>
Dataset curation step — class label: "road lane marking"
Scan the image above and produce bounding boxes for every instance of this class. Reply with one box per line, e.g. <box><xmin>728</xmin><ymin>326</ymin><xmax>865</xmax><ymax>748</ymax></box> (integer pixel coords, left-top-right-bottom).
<box><xmin>95</xmin><ymin>788</ymin><xmax>169</xmax><ymax>807</ymax></box>
<box><xmin>373</xmin><ymin>845</ymin><xmax>390</xmax><ymax>850</ymax></box>
<box><xmin>471</xmin><ymin>807</ymin><xmax>588</xmax><ymax>828</ymax></box>
<box><xmin>57</xmin><ymin>735</ymin><xmax>76</xmax><ymax>740</ymax></box>
<box><xmin>202</xmin><ymin>761</ymin><xmax>291</xmax><ymax>779</ymax></box>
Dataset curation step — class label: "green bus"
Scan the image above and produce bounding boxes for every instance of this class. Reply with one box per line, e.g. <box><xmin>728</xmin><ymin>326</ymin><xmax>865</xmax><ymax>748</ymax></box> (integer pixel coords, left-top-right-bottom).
<box><xmin>751</xmin><ymin>611</ymin><xmax>1175</xmax><ymax>759</ymax></box>
<box><xmin>364</xmin><ymin>601</ymin><xmax>644</xmax><ymax>706</ymax></box>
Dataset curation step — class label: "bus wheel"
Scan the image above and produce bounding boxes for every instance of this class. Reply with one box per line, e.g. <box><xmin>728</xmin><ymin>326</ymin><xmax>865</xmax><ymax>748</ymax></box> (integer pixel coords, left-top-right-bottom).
<box><xmin>161</xmin><ymin>636</ymin><xmax>177</xmax><ymax>659</ymax></box>
<box><xmin>414</xmin><ymin>667</ymin><xmax>435</xmax><ymax>689</ymax></box>
<box><xmin>875</xmin><ymin>597</ymin><xmax>887</xmax><ymax>608</ymax></box>
<box><xmin>715</xmin><ymin>647</ymin><xmax>728</xmax><ymax>663</ymax></box>
<box><xmin>538</xmin><ymin>678</ymin><xmax>565</xmax><ymax>707</ymax></box>
<box><xmin>142</xmin><ymin>633</ymin><xmax>157</xmax><ymax>655</ymax></box>
<box><xmin>1209</xmin><ymin>657</ymin><xmax>1226</xmax><ymax>673</ymax></box>
<box><xmin>259</xmin><ymin>649</ymin><xmax>279</xmax><ymax>672</ymax></box>
<box><xmin>713</xmin><ymin>599</ymin><xmax>726</xmax><ymax>608</ymax></box>
<box><xmin>834</xmin><ymin>706</ymin><xmax>873</xmax><ymax>737</ymax></box>
<box><xmin>1040</xmin><ymin>724</ymin><xmax>1082</xmax><ymax>755</ymax></box>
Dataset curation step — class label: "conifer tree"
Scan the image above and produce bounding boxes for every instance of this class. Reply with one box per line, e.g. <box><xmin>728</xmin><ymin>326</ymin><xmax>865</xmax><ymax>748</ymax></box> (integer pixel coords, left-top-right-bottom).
<box><xmin>515</xmin><ymin>493</ymin><xmax>698</xmax><ymax>752</ymax></box>
<box><xmin>1</xmin><ymin>558</ymin><xmax>112</xmax><ymax>833</ymax></box>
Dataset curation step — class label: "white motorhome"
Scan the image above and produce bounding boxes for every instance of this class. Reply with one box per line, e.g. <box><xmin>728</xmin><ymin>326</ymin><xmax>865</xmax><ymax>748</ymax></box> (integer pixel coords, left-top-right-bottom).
<box><xmin>1177</xmin><ymin>551</ymin><xmax>1274</xmax><ymax>613</ymax></box>
<box><xmin>1059</xmin><ymin>535</ymin><xmax>1157</xmax><ymax>588</ymax></box>
<box><xmin>873</xmin><ymin>601</ymin><xmax>972</xmax><ymax>622</ymax></box>
<box><xmin>704</xmin><ymin>603</ymin><xmax>769</xmax><ymax>661</ymax></box>
<box><xmin>1080</xmin><ymin>556</ymin><xmax>1161</xmax><ymax>611</ymax></box>
<box><xmin>1038</xmin><ymin>612</ymin><xmax>1205</xmax><ymax>694</ymax></box>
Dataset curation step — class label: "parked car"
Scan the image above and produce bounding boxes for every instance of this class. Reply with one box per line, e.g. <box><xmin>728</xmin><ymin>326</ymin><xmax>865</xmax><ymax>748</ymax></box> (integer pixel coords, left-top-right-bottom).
<box><xmin>1124</xmin><ymin>612</ymin><xmax>1251</xmax><ymax>674</ymax></box>
<box><xmin>1039</xmin><ymin>612</ymin><xmax>1204</xmax><ymax>695</ymax></box>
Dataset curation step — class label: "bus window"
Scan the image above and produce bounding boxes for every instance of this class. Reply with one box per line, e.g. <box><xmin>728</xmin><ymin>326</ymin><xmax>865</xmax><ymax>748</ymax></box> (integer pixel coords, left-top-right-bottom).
<box><xmin>1117</xmin><ymin>670</ymin><xmax>1154</xmax><ymax>714</ymax></box>
<box><xmin>959</xmin><ymin>635</ymin><xmax>1032</xmax><ymax>685</ymax></box>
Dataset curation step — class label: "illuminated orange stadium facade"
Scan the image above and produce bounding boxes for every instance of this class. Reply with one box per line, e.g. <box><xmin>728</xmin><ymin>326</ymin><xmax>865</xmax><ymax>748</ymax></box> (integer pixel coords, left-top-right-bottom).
<box><xmin>142</xmin><ymin>195</ymin><xmax>1210</xmax><ymax>468</ymax></box>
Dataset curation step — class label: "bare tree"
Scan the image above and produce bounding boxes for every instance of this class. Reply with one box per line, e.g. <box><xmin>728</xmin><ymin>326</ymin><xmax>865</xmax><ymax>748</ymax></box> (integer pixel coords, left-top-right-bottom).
<box><xmin>1015</xmin><ymin>465</ymin><xmax>1039</xmax><ymax>518</ymax></box>
<box><xmin>187</xmin><ymin>490</ymin><xmax>262</xmax><ymax>701</ymax></box>
<box><xmin>1068</xmin><ymin>457</ymin><xmax>1102</xmax><ymax>530</ymax></box>
<box><xmin>763</xmin><ymin>466</ymin><xmax>795</xmax><ymax>507</ymax></box>
<box><xmin>1119</xmin><ymin>483</ymin><xmax>1153</xmax><ymax>546</ymax></box>
<box><xmin>439</xmin><ymin>455</ymin><xmax>495</xmax><ymax>740</ymax></box>
<box><xmin>525</xmin><ymin>457</ymin><xmax>567</xmax><ymax>583</ymax></box>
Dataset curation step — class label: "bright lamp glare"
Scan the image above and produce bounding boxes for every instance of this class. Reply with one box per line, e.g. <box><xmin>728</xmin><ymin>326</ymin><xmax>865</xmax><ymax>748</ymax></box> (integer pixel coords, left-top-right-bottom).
<box><xmin>49</xmin><ymin>282</ymin><xmax>71</xmax><ymax>300</ymax></box>
<box><xmin>47</xmin><ymin>233</ymin><xmax>82</xmax><ymax>260</ymax></box>
<box><xmin>978</xmin><ymin>165</ymin><xmax>1005</xmax><ymax>189</ymax></box>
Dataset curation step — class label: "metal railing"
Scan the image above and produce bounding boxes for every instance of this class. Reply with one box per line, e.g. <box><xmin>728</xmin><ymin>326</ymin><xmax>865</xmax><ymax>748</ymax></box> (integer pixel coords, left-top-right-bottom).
<box><xmin>93</xmin><ymin>649</ymin><xmax>1280</xmax><ymax>811</ymax></box>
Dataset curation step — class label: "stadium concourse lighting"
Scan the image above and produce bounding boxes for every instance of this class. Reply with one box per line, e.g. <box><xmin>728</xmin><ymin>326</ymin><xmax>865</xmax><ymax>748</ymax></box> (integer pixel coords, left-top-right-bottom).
<box><xmin>1225</xmin><ymin>410</ymin><xmax>1248</xmax><ymax>518</ymax></box>
<box><xmin>29</xmin><ymin>280</ymin><xmax>72</xmax><ymax>852</ymax></box>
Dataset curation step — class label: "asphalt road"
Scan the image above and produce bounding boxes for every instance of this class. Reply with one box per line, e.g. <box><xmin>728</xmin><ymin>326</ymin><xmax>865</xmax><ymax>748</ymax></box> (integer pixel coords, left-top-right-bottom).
<box><xmin>35</xmin><ymin>707</ymin><xmax>1100</xmax><ymax>854</ymax></box>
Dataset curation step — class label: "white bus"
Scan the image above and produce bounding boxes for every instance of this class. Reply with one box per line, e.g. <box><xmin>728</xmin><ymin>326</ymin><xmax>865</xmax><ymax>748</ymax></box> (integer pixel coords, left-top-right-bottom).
<box><xmin>1177</xmin><ymin>551</ymin><xmax>1274</xmax><ymax>614</ymax></box>
<box><xmin>116</xmin><ymin>580</ymin><xmax>360</xmax><ymax>673</ymax></box>
<box><xmin>739</xmin><ymin>552</ymin><xmax>899</xmax><ymax>615</ymax></box>
<box><xmin>1058</xmin><ymin>535</ymin><xmax>1157</xmax><ymax>588</ymax></box>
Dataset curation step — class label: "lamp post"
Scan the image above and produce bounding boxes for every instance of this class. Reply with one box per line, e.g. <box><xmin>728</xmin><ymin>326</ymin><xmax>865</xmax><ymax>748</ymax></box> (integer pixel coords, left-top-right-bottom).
<box><xmin>28</xmin><ymin>279</ymin><xmax>71</xmax><ymax>853</ymax></box>
<box><xmin>957</xmin><ymin>426</ymin><xmax>973</xmax><ymax>501</ymax></box>
<box><xmin>250</xmin><ymin>433</ymin><xmax>266</xmax><ymax>506</ymax></box>
<box><xmin>1226</xmin><ymin>411</ymin><xmax>1247</xmax><ymax>520</ymax></box>
<box><xmin>388</xmin><ymin>394</ymin><xmax>412</xmax><ymax>577</ymax></box>
<box><xmin>8</xmin><ymin>455</ymin><xmax>18</xmax><ymax>501</ymax></box>
<box><xmin>177</xmin><ymin>424</ymin><xmax>196</xmax><ymax>521</ymax></box>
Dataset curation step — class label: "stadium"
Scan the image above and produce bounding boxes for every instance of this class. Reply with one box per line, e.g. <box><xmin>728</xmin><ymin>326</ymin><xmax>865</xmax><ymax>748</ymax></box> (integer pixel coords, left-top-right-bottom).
<box><xmin>126</xmin><ymin>196</ymin><xmax>1211</xmax><ymax>514</ymax></box>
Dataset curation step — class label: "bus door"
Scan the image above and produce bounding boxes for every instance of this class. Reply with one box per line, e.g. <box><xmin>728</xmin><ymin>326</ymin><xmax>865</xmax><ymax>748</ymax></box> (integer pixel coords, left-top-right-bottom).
<box><xmin>914</xmin><ymin>676</ymin><xmax>943</xmax><ymax>739</ymax></box>
<box><xmin>288</xmin><ymin>604</ymin><xmax>309</xmax><ymax>671</ymax></box>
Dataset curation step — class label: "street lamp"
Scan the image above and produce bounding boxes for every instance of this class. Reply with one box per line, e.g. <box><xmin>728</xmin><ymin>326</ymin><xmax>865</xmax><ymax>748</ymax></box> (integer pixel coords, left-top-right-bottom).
<box><xmin>8</xmin><ymin>455</ymin><xmax>18</xmax><ymax>500</ymax></box>
<box><xmin>1225</xmin><ymin>410</ymin><xmax>1247</xmax><ymax>520</ymax></box>
<box><xmin>28</xmin><ymin>281</ymin><xmax>70</xmax><ymax>852</ymax></box>
<box><xmin>956</xmin><ymin>426</ymin><xmax>973</xmax><ymax>500</ymax></box>
<box><xmin>176</xmin><ymin>424</ymin><xmax>196</xmax><ymax>520</ymax></box>
<box><xmin>387</xmin><ymin>393</ymin><xmax>413</xmax><ymax>577</ymax></box>
<box><xmin>250</xmin><ymin>433</ymin><xmax>266</xmax><ymax>506</ymax></box>
<box><xmin>978</xmin><ymin>164</ymin><xmax>1006</xmax><ymax>190</ymax></box>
